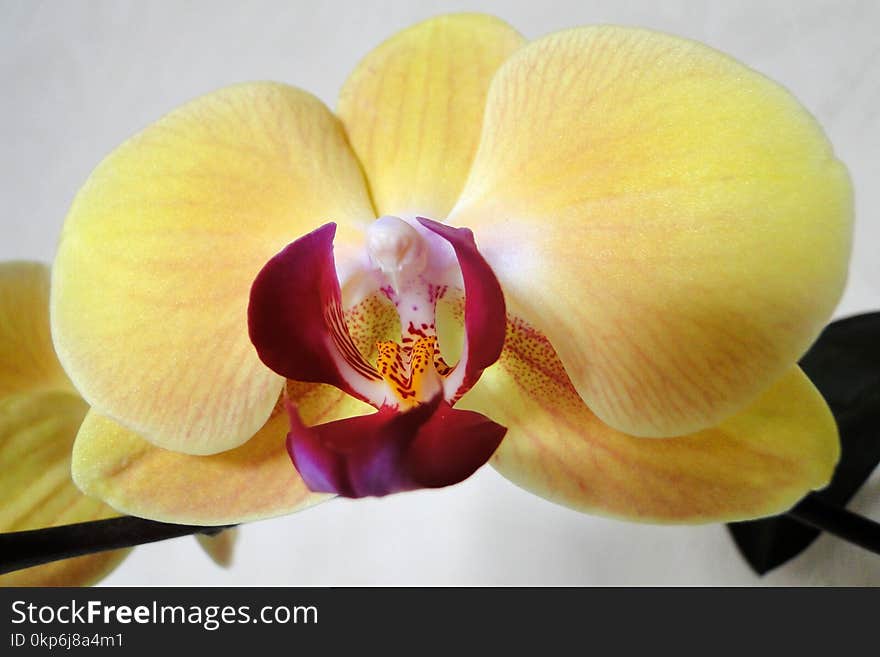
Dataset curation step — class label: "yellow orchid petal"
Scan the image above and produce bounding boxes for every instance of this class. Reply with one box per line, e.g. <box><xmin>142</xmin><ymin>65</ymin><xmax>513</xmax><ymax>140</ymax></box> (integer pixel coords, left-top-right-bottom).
<box><xmin>0</xmin><ymin>262</ymin><xmax>72</xmax><ymax>399</ymax></box>
<box><xmin>459</xmin><ymin>318</ymin><xmax>838</xmax><ymax>523</ymax></box>
<box><xmin>0</xmin><ymin>390</ymin><xmax>130</xmax><ymax>586</ymax></box>
<box><xmin>196</xmin><ymin>528</ymin><xmax>238</xmax><ymax>568</ymax></box>
<box><xmin>338</xmin><ymin>13</ymin><xmax>524</xmax><ymax>218</ymax></box>
<box><xmin>0</xmin><ymin>549</ymin><xmax>131</xmax><ymax>587</ymax></box>
<box><xmin>52</xmin><ymin>82</ymin><xmax>375</xmax><ymax>456</ymax></box>
<box><xmin>451</xmin><ymin>26</ymin><xmax>852</xmax><ymax>438</ymax></box>
<box><xmin>72</xmin><ymin>381</ymin><xmax>372</xmax><ymax>525</ymax></box>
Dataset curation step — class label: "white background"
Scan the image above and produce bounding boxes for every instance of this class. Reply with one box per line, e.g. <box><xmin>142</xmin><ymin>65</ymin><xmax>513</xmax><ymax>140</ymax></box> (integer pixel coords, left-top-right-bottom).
<box><xmin>2</xmin><ymin>0</ymin><xmax>878</xmax><ymax>585</ymax></box>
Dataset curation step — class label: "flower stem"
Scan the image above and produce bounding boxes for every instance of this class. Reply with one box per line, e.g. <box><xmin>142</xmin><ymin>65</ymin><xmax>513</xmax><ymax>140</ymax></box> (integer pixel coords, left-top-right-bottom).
<box><xmin>0</xmin><ymin>496</ymin><xmax>878</xmax><ymax>577</ymax></box>
<box><xmin>786</xmin><ymin>494</ymin><xmax>880</xmax><ymax>555</ymax></box>
<box><xmin>0</xmin><ymin>517</ymin><xmax>233</xmax><ymax>575</ymax></box>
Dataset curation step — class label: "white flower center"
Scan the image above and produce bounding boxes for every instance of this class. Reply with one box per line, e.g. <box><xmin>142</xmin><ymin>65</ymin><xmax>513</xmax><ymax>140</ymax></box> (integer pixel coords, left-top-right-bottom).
<box><xmin>364</xmin><ymin>215</ymin><xmax>457</xmax><ymax>407</ymax></box>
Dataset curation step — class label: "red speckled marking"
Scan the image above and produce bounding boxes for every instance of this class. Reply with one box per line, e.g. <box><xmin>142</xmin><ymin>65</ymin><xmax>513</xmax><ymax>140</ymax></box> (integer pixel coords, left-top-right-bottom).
<box><xmin>501</xmin><ymin>316</ymin><xmax>582</xmax><ymax>407</ymax></box>
<box><xmin>344</xmin><ymin>293</ymin><xmax>400</xmax><ymax>361</ymax></box>
<box><xmin>325</xmin><ymin>299</ymin><xmax>380</xmax><ymax>381</ymax></box>
<box><xmin>269</xmin><ymin>293</ymin><xmax>400</xmax><ymax>418</ymax></box>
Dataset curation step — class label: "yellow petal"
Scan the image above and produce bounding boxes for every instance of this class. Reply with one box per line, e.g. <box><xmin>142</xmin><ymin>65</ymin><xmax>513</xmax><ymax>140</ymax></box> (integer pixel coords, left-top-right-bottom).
<box><xmin>0</xmin><ymin>391</ymin><xmax>130</xmax><ymax>586</ymax></box>
<box><xmin>0</xmin><ymin>262</ymin><xmax>73</xmax><ymax>399</ymax></box>
<box><xmin>338</xmin><ymin>13</ymin><xmax>524</xmax><ymax>218</ymax></box>
<box><xmin>451</xmin><ymin>26</ymin><xmax>852</xmax><ymax>437</ymax></box>
<box><xmin>459</xmin><ymin>317</ymin><xmax>839</xmax><ymax>523</ymax></box>
<box><xmin>52</xmin><ymin>82</ymin><xmax>376</xmax><ymax>455</ymax></box>
<box><xmin>72</xmin><ymin>381</ymin><xmax>372</xmax><ymax>525</ymax></box>
<box><xmin>0</xmin><ymin>550</ymin><xmax>131</xmax><ymax>587</ymax></box>
<box><xmin>196</xmin><ymin>528</ymin><xmax>238</xmax><ymax>568</ymax></box>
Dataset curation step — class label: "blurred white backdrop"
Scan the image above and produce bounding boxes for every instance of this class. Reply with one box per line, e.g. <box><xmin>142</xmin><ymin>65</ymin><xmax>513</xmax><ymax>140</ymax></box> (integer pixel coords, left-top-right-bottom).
<box><xmin>2</xmin><ymin>0</ymin><xmax>878</xmax><ymax>585</ymax></box>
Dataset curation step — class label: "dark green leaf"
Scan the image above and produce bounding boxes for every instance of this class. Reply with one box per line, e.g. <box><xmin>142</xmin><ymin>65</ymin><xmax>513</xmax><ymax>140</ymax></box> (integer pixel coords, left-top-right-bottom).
<box><xmin>728</xmin><ymin>312</ymin><xmax>880</xmax><ymax>575</ymax></box>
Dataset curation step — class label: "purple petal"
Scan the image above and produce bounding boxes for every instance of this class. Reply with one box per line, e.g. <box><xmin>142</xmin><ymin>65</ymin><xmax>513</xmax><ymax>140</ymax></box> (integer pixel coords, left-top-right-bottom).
<box><xmin>248</xmin><ymin>223</ymin><xmax>383</xmax><ymax>404</ymax></box>
<box><xmin>417</xmin><ymin>217</ymin><xmax>507</xmax><ymax>402</ymax></box>
<box><xmin>287</xmin><ymin>398</ymin><xmax>506</xmax><ymax>498</ymax></box>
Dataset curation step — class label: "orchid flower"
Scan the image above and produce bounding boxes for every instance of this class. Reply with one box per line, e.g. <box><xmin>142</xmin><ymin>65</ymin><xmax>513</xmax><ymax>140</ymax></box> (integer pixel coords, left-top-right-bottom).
<box><xmin>46</xmin><ymin>14</ymin><xmax>850</xmax><ymax>527</ymax></box>
<box><xmin>0</xmin><ymin>263</ymin><xmax>236</xmax><ymax>586</ymax></box>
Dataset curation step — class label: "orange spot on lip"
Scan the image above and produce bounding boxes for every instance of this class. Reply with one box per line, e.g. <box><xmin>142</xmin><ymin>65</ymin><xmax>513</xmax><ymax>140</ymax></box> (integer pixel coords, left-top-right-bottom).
<box><xmin>376</xmin><ymin>336</ymin><xmax>450</xmax><ymax>406</ymax></box>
